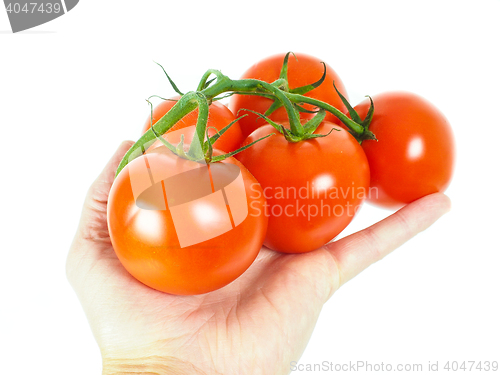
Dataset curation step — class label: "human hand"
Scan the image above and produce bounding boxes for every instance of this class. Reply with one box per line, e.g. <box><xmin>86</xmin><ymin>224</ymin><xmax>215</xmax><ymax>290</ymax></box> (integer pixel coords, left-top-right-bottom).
<box><xmin>67</xmin><ymin>141</ymin><xmax>451</xmax><ymax>375</ymax></box>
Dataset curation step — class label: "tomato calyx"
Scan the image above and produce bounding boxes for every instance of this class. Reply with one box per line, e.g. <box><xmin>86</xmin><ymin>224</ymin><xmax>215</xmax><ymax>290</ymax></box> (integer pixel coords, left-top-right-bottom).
<box><xmin>260</xmin><ymin>52</ymin><xmax>328</xmax><ymax>119</ymax></box>
<box><xmin>241</xmin><ymin>108</ymin><xmax>339</xmax><ymax>142</ymax></box>
<box><xmin>332</xmin><ymin>82</ymin><xmax>377</xmax><ymax>143</ymax></box>
<box><xmin>145</xmin><ymin>95</ymin><xmax>273</xmax><ymax>165</ymax></box>
<box><xmin>154</xmin><ymin>61</ymin><xmax>185</xmax><ymax>96</ymax></box>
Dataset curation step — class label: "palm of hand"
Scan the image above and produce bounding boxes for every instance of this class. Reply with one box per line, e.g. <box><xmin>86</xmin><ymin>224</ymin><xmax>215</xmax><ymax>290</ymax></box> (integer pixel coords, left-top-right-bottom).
<box><xmin>71</xmin><ymin>222</ymin><xmax>337</xmax><ymax>374</ymax></box>
<box><xmin>67</xmin><ymin>141</ymin><xmax>450</xmax><ymax>375</ymax></box>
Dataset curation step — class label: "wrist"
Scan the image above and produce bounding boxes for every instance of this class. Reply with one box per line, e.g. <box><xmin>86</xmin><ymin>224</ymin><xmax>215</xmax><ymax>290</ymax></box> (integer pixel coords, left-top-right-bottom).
<box><xmin>102</xmin><ymin>355</ymin><xmax>206</xmax><ymax>375</ymax></box>
<box><xmin>102</xmin><ymin>355</ymin><xmax>167</xmax><ymax>375</ymax></box>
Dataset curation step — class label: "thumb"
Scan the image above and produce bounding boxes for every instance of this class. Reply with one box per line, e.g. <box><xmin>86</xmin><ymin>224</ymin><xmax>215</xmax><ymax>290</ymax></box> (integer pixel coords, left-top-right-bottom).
<box><xmin>74</xmin><ymin>140</ymin><xmax>134</xmax><ymax>244</ymax></box>
<box><xmin>67</xmin><ymin>140</ymin><xmax>134</xmax><ymax>291</ymax></box>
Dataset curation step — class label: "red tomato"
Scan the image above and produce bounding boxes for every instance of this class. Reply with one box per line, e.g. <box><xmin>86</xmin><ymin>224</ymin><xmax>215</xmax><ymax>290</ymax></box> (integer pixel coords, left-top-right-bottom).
<box><xmin>108</xmin><ymin>146</ymin><xmax>268</xmax><ymax>295</ymax></box>
<box><xmin>356</xmin><ymin>92</ymin><xmax>455</xmax><ymax>208</ymax></box>
<box><xmin>229</xmin><ymin>52</ymin><xmax>349</xmax><ymax>138</ymax></box>
<box><xmin>235</xmin><ymin>123</ymin><xmax>370</xmax><ymax>253</ymax></box>
<box><xmin>142</xmin><ymin>98</ymin><xmax>244</xmax><ymax>153</ymax></box>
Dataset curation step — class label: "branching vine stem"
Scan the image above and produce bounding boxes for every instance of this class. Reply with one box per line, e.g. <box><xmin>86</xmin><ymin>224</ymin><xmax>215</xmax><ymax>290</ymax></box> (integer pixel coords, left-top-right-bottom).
<box><xmin>116</xmin><ymin>69</ymin><xmax>373</xmax><ymax>177</ymax></box>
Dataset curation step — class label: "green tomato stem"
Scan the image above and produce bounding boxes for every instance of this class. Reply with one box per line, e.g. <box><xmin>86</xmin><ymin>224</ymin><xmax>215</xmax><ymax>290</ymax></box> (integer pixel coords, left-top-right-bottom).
<box><xmin>115</xmin><ymin>93</ymin><xmax>199</xmax><ymax>176</ymax></box>
<box><xmin>115</xmin><ymin>69</ymin><xmax>371</xmax><ymax>177</ymax></box>
<box><xmin>186</xmin><ymin>92</ymin><xmax>210</xmax><ymax>160</ymax></box>
<box><xmin>285</xmin><ymin>93</ymin><xmax>365</xmax><ymax>135</ymax></box>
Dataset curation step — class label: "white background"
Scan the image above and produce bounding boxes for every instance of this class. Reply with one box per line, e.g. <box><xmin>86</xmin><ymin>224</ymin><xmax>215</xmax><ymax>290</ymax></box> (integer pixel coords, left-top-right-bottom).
<box><xmin>1</xmin><ymin>1</ymin><xmax>499</xmax><ymax>374</ymax></box>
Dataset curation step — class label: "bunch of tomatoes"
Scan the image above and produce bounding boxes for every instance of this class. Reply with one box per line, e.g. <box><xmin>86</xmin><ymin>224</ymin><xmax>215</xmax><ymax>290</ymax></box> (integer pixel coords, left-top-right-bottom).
<box><xmin>107</xmin><ymin>52</ymin><xmax>455</xmax><ymax>295</ymax></box>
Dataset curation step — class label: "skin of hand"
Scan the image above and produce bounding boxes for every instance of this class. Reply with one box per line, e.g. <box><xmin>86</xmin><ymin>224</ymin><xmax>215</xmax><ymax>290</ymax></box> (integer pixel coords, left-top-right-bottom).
<box><xmin>67</xmin><ymin>141</ymin><xmax>451</xmax><ymax>375</ymax></box>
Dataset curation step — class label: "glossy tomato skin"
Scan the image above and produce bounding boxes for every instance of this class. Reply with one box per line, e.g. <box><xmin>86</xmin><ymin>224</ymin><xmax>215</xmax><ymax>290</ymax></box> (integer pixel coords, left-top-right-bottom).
<box><xmin>229</xmin><ymin>52</ymin><xmax>349</xmax><ymax>138</ymax></box>
<box><xmin>142</xmin><ymin>98</ymin><xmax>244</xmax><ymax>153</ymax></box>
<box><xmin>236</xmin><ymin>123</ymin><xmax>370</xmax><ymax>253</ymax></box>
<box><xmin>107</xmin><ymin>147</ymin><xmax>267</xmax><ymax>295</ymax></box>
<box><xmin>356</xmin><ymin>92</ymin><xmax>455</xmax><ymax>209</ymax></box>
